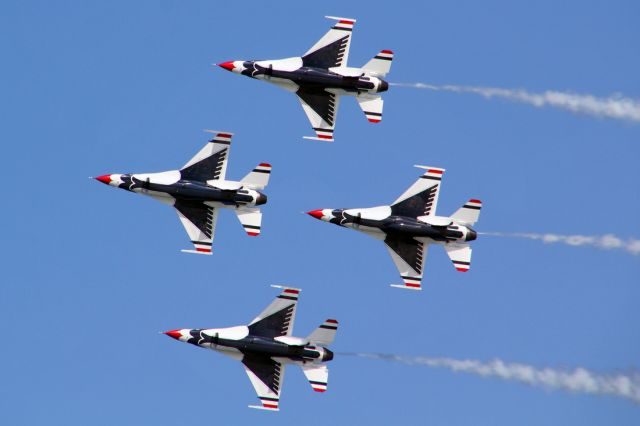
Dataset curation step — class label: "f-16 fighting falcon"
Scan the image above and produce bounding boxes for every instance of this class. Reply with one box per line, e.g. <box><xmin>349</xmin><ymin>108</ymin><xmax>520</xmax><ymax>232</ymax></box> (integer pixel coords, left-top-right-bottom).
<box><xmin>163</xmin><ymin>285</ymin><xmax>338</xmax><ymax>411</ymax></box>
<box><xmin>307</xmin><ymin>166</ymin><xmax>482</xmax><ymax>290</ymax></box>
<box><xmin>217</xmin><ymin>16</ymin><xmax>393</xmax><ymax>142</ymax></box>
<box><xmin>93</xmin><ymin>131</ymin><xmax>270</xmax><ymax>255</ymax></box>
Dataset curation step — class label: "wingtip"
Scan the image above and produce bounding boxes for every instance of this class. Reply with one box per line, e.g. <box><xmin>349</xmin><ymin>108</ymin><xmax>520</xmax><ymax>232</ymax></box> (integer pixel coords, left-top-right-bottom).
<box><xmin>303</xmin><ymin>136</ymin><xmax>334</xmax><ymax>142</ymax></box>
<box><xmin>390</xmin><ymin>284</ymin><xmax>423</xmax><ymax>291</ymax></box>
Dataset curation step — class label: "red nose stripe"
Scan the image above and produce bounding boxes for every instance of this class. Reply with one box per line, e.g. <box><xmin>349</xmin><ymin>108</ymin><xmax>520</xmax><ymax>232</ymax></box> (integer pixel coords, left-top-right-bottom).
<box><xmin>306</xmin><ymin>210</ymin><xmax>324</xmax><ymax>220</ymax></box>
<box><xmin>95</xmin><ymin>174</ymin><xmax>111</xmax><ymax>185</ymax></box>
<box><xmin>164</xmin><ymin>330</ymin><xmax>182</xmax><ymax>339</ymax></box>
<box><xmin>218</xmin><ymin>61</ymin><xmax>235</xmax><ymax>71</ymax></box>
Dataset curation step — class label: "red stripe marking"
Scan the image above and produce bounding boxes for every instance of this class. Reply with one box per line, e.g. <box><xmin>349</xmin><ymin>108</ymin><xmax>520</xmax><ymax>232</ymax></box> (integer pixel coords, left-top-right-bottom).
<box><xmin>247</xmin><ymin>232</ymin><xmax>259</xmax><ymax>236</ymax></box>
<box><xmin>339</xmin><ymin>20</ymin><xmax>354</xmax><ymax>24</ymax></box>
<box><xmin>263</xmin><ymin>403</ymin><xmax>278</xmax><ymax>409</ymax></box>
<box><xmin>469</xmin><ymin>199</ymin><xmax>481</xmax><ymax>204</ymax></box>
<box><xmin>456</xmin><ymin>267</ymin><xmax>469</xmax><ymax>272</ymax></box>
<box><xmin>381</xmin><ymin>49</ymin><xmax>393</xmax><ymax>54</ymax></box>
<box><xmin>313</xmin><ymin>388</ymin><xmax>326</xmax><ymax>392</ymax></box>
<box><xmin>368</xmin><ymin>118</ymin><xmax>381</xmax><ymax>123</ymax></box>
<box><xmin>258</xmin><ymin>163</ymin><xmax>271</xmax><ymax>168</ymax></box>
<box><xmin>284</xmin><ymin>289</ymin><xmax>300</xmax><ymax>294</ymax></box>
<box><xmin>317</xmin><ymin>134</ymin><xmax>333</xmax><ymax>139</ymax></box>
<box><xmin>428</xmin><ymin>169</ymin><xmax>444</xmax><ymax>174</ymax></box>
<box><xmin>216</xmin><ymin>133</ymin><xmax>232</xmax><ymax>138</ymax></box>
<box><xmin>326</xmin><ymin>319</ymin><xmax>338</xmax><ymax>324</ymax></box>
<box><xmin>405</xmin><ymin>282</ymin><xmax>421</xmax><ymax>288</ymax></box>
<box><xmin>196</xmin><ymin>248</ymin><xmax>211</xmax><ymax>253</ymax></box>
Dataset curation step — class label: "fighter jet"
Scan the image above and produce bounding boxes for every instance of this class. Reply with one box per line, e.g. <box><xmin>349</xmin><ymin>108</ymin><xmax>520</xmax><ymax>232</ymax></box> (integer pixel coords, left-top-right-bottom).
<box><xmin>217</xmin><ymin>16</ymin><xmax>393</xmax><ymax>142</ymax></box>
<box><xmin>94</xmin><ymin>131</ymin><xmax>270</xmax><ymax>254</ymax></box>
<box><xmin>307</xmin><ymin>166</ymin><xmax>482</xmax><ymax>290</ymax></box>
<box><xmin>163</xmin><ymin>285</ymin><xmax>338</xmax><ymax>411</ymax></box>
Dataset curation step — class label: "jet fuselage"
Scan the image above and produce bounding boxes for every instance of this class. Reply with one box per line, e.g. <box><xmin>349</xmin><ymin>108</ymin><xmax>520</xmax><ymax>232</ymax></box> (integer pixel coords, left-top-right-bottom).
<box><xmin>165</xmin><ymin>327</ymin><xmax>333</xmax><ymax>364</ymax></box>
<box><xmin>223</xmin><ymin>59</ymin><xmax>389</xmax><ymax>95</ymax></box>
<box><xmin>96</xmin><ymin>172</ymin><xmax>267</xmax><ymax>207</ymax></box>
<box><xmin>313</xmin><ymin>207</ymin><xmax>478</xmax><ymax>244</ymax></box>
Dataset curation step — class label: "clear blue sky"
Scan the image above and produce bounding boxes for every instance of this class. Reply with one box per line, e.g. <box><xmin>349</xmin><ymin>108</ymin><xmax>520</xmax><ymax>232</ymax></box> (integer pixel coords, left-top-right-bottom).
<box><xmin>1</xmin><ymin>1</ymin><xmax>639</xmax><ymax>425</ymax></box>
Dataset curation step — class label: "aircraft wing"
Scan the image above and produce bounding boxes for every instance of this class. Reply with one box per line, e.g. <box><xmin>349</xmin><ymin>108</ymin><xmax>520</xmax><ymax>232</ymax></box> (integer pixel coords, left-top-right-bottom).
<box><xmin>444</xmin><ymin>243</ymin><xmax>472</xmax><ymax>272</ymax></box>
<box><xmin>297</xmin><ymin>88</ymin><xmax>341</xmax><ymax>141</ymax></box>
<box><xmin>242</xmin><ymin>353</ymin><xmax>286</xmax><ymax>411</ymax></box>
<box><xmin>302</xmin><ymin>16</ymin><xmax>355</xmax><ymax>69</ymax></box>
<box><xmin>248</xmin><ymin>286</ymin><xmax>300</xmax><ymax>338</ymax></box>
<box><xmin>391</xmin><ymin>166</ymin><xmax>445</xmax><ymax>218</ymax></box>
<box><xmin>180</xmin><ymin>131</ymin><xmax>232</xmax><ymax>182</ymax></box>
<box><xmin>384</xmin><ymin>236</ymin><xmax>428</xmax><ymax>290</ymax></box>
<box><xmin>175</xmin><ymin>200</ymin><xmax>219</xmax><ymax>255</ymax></box>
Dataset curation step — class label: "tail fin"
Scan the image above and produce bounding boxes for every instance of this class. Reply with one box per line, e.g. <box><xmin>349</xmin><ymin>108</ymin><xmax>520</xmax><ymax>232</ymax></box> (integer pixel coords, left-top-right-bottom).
<box><xmin>451</xmin><ymin>199</ymin><xmax>482</xmax><ymax>225</ymax></box>
<box><xmin>362</xmin><ymin>50</ymin><xmax>394</xmax><ymax>77</ymax></box>
<box><xmin>241</xmin><ymin>163</ymin><xmax>271</xmax><ymax>189</ymax></box>
<box><xmin>306</xmin><ymin>319</ymin><xmax>338</xmax><ymax>345</ymax></box>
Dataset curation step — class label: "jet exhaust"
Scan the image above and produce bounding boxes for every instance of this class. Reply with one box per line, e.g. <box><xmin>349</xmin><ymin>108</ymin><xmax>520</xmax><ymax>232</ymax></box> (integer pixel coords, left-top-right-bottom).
<box><xmin>481</xmin><ymin>232</ymin><xmax>640</xmax><ymax>256</ymax></box>
<box><xmin>391</xmin><ymin>82</ymin><xmax>640</xmax><ymax>123</ymax></box>
<box><xmin>340</xmin><ymin>352</ymin><xmax>640</xmax><ymax>404</ymax></box>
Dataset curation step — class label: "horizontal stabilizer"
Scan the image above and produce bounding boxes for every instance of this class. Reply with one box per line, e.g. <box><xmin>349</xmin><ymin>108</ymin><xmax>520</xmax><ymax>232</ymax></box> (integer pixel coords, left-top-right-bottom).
<box><xmin>451</xmin><ymin>199</ymin><xmax>482</xmax><ymax>225</ymax></box>
<box><xmin>307</xmin><ymin>319</ymin><xmax>338</xmax><ymax>345</ymax></box>
<box><xmin>356</xmin><ymin>94</ymin><xmax>383</xmax><ymax>123</ymax></box>
<box><xmin>301</xmin><ymin>364</ymin><xmax>329</xmax><ymax>393</ymax></box>
<box><xmin>444</xmin><ymin>243</ymin><xmax>472</xmax><ymax>272</ymax></box>
<box><xmin>235</xmin><ymin>208</ymin><xmax>262</xmax><ymax>236</ymax></box>
<box><xmin>362</xmin><ymin>50</ymin><xmax>394</xmax><ymax>77</ymax></box>
<box><xmin>241</xmin><ymin>163</ymin><xmax>271</xmax><ymax>189</ymax></box>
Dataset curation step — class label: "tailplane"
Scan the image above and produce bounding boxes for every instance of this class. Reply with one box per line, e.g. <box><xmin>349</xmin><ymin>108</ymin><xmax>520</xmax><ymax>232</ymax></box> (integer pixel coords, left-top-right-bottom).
<box><xmin>306</xmin><ymin>319</ymin><xmax>338</xmax><ymax>346</ymax></box>
<box><xmin>362</xmin><ymin>50</ymin><xmax>394</xmax><ymax>77</ymax></box>
<box><xmin>301</xmin><ymin>364</ymin><xmax>329</xmax><ymax>393</ymax></box>
<box><xmin>241</xmin><ymin>163</ymin><xmax>272</xmax><ymax>189</ymax></box>
<box><xmin>451</xmin><ymin>199</ymin><xmax>482</xmax><ymax>225</ymax></box>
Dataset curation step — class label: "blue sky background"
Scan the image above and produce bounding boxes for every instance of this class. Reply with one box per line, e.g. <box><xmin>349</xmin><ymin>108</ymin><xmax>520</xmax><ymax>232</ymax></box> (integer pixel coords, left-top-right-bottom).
<box><xmin>1</xmin><ymin>1</ymin><xmax>639</xmax><ymax>424</ymax></box>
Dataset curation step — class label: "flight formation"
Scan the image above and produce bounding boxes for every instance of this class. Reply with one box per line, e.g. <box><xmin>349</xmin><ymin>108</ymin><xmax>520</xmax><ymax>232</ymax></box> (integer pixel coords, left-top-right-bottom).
<box><xmin>95</xmin><ymin>16</ymin><xmax>481</xmax><ymax>410</ymax></box>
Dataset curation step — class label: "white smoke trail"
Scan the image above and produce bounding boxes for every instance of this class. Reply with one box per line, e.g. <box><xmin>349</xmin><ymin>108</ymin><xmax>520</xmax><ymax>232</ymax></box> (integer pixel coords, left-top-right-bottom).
<box><xmin>481</xmin><ymin>232</ymin><xmax>640</xmax><ymax>256</ymax></box>
<box><xmin>391</xmin><ymin>82</ymin><xmax>640</xmax><ymax>122</ymax></box>
<box><xmin>341</xmin><ymin>352</ymin><xmax>640</xmax><ymax>404</ymax></box>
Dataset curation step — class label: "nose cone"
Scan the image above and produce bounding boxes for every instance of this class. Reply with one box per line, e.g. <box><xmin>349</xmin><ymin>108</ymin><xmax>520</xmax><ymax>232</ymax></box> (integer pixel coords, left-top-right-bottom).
<box><xmin>466</xmin><ymin>228</ymin><xmax>478</xmax><ymax>242</ymax></box>
<box><xmin>218</xmin><ymin>61</ymin><xmax>237</xmax><ymax>72</ymax></box>
<box><xmin>307</xmin><ymin>209</ymin><xmax>324</xmax><ymax>220</ymax></box>
<box><xmin>307</xmin><ymin>209</ymin><xmax>334</xmax><ymax>222</ymax></box>
<box><xmin>163</xmin><ymin>330</ymin><xmax>182</xmax><ymax>340</ymax></box>
<box><xmin>94</xmin><ymin>174</ymin><xmax>112</xmax><ymax>185</ymax></box>
<box><xmin>379</xmin><ymin>79</ymin><xmax>389</xmax><ymax>92</ymax></box>
<box><xmin>256</xmin><ymin>192</ymin><xmax>268</xmax><ymax>206</ymax></box>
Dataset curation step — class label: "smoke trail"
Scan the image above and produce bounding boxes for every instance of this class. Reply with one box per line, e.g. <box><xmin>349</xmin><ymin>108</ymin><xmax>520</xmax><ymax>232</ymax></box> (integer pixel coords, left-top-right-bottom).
<box><xmin>391</xmin><ymin>83</ymin><xmax>640</xmax><ymax>122</ymax></box>
<box><xmin>341</xmin><ymin>352</ymin><xmax>640</xmax><ymax>404</ymax></box>
<box><xmin>482</xmin><ymin>232</ymin><xmax>640</xmax><ymax>256</ymax></box>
